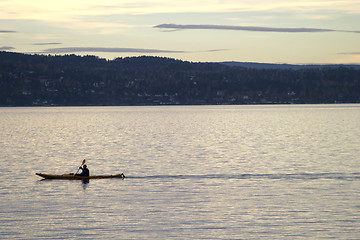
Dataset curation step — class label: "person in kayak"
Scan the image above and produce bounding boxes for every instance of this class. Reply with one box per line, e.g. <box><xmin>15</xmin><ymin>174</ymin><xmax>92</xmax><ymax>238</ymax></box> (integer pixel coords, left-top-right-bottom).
<box><xmin>76</xmin><ymin>164</ymin><xmax>90</xmax><ymax>176</ymax></box>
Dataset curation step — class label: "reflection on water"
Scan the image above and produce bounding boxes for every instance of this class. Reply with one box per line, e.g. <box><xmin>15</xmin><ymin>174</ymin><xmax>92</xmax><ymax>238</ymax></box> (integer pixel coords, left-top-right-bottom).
<box><xmin>82</xmin><ymin>180</ymin><xmax>89</xmax><ymax>188</ymax></box>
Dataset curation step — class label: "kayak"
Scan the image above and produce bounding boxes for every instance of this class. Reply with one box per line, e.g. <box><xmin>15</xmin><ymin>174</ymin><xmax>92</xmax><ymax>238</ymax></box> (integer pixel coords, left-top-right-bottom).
<box><xmin>36</xmin><ymin>173</ymin><xmax>125</xmax><ymax>180</ymax></box>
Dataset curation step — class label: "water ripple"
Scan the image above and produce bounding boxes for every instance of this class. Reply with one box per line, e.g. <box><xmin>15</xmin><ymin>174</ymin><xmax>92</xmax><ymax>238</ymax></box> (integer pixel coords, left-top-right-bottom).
<box><xmin>127</xmin><ymin>172</ymin><xmax>360</xmax><ymax>180</ymax></box>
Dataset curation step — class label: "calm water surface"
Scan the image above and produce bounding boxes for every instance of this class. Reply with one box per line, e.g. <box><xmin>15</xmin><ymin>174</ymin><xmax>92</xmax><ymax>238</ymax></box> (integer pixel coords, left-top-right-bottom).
<box><xmin>0</xmin><ymin>105</ymin><xmax>359</xmax><ymax>239</ymax></box>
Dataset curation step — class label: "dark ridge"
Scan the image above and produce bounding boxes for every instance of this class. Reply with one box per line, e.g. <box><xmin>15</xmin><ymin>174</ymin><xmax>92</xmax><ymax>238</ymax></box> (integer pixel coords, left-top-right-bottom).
<box><xmin>1</xmin><ymin>51</ymin><xmax>360</xmax><ymax>106</ymax></box>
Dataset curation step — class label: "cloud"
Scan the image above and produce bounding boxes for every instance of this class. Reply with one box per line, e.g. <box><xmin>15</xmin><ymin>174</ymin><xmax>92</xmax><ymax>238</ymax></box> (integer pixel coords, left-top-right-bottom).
<box><xmin>0</xmin><ymin>30</ymin><xmax>17</xmax><ymax>33</ymax></box>
<box><xmin>154</xmin><ymin>24</ymin><xmax>360</xmax><ymax>33</ymax></box>
<box><xmin>206</xmin><ymin>49</ymin><xmax>229</xmax><ymax>52</ymax></box>
<box><xmin>37</xmin><ymin>47</ymin><xmax>228</xmax><ymax>55</ymax></box>
<box><xmin>40</xmin><ymin>47</ymin><xmax>187</xmax><ymax>54</ymax></box>
<box><xmin>0</xmin><ymin>46</ymin><xmax>15</xmax><ymax>51</ymax></box>
<box><xmin>32</xmin><ymin>42</ymin><xmax>62</xmax><ymax>46</ymax></box>
<box><xmin>338</xmin><ymin>52</ymin><xmax>360</xmax><ymax>55</ymax></box>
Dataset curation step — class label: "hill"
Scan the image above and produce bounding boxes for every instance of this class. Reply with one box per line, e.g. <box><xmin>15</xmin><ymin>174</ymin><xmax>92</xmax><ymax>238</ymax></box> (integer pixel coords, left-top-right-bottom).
<box><xmin>1</xmin><ymin>51</ymin><xmax>360</xmax><ymax>106</ymax></box>
<box><xmin>221</xmin><ymin>61</ymin><xmax>360</xmax><ymax>70</ymax></box>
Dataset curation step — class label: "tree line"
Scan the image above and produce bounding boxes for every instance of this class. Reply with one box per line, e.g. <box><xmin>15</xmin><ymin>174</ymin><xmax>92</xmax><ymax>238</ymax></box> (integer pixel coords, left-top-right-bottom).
<box><xmin>1</xmin><ymin>51</ymin><xmax>359</xmax><ymax>106</ymax></box>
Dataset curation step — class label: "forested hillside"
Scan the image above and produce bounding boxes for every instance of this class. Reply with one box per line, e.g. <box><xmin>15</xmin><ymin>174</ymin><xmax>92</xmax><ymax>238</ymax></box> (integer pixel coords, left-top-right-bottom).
<box><xmin>1</xmin><ymin>51</ymin><xmax>359</xmax><ymax>106</ymax></box>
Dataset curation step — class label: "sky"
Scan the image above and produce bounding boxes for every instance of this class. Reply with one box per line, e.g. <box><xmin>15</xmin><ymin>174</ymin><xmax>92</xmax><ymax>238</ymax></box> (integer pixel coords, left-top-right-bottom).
<box><xmin>1</xmin><ymin>0</ymin><xmax>360</xmax><ymax>64</ymax></box>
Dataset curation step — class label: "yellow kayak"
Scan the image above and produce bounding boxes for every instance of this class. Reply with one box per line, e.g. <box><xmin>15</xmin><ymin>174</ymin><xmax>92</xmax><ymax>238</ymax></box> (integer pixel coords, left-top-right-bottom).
<box><xmin>36</xmin><ymin>173</ymin><xmax>125</xmax><ymax>180</ymax></box>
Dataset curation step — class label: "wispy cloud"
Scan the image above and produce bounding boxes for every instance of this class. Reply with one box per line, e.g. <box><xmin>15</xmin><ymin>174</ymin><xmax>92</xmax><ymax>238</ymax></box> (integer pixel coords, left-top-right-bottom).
<box><xmin>37</xmin><ymin>47</ymin><xmax>228</xmax><ymax>55</ymax></box>
<box><xmin>39</xmin><ymin>47</ymin><xmax>187</xmax><ymax>54</ymax></box>
<box><xmin>0</xmin><ymin>30</ymin><xmax>17</xmax><ymax>33</ymax></box>
<box><xmin>32</xmin><ymin>42</ymin><xmax>62</xmax><ymax>46</ymax></box>
<box><xmin>0</xmin><ymin>46</ymin><xmax>15</xmax><ymax>51</ymax></box>
<box><xmin>204</xmin><ymin>49</ymin><xmax>229</xmax><ymax>52</ymax></box>
<box><xmin>338</xmin><ymin>52</ymin><xmax>360</xmax><ymax>55</ymax></box>
<box><xmin>154</xmin><ymin>24</ymin><xmax>360</xmax><ymax>33</ymax></box>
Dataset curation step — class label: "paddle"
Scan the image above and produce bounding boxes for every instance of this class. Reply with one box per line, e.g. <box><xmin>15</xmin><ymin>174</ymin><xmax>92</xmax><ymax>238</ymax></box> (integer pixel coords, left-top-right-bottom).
<box><xmin>75</xmin><ymin>159</ymin><xmax>86</xmax><ymax>175</ymax></box>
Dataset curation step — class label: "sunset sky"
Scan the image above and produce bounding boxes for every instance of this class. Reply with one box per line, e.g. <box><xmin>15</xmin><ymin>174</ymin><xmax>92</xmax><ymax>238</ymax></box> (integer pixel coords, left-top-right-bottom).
<box><xmin>1</xmin><ymin>0</ymin><xmax>360</xmax><ymax>64</ymax></box>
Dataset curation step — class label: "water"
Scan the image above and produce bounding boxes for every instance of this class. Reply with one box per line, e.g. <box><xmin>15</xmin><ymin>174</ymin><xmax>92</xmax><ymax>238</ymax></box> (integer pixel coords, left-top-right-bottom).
<box><xmin>0</xmin><ymin>105</ymin><xmax>359</xmax><ymax>239</ymax></box>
